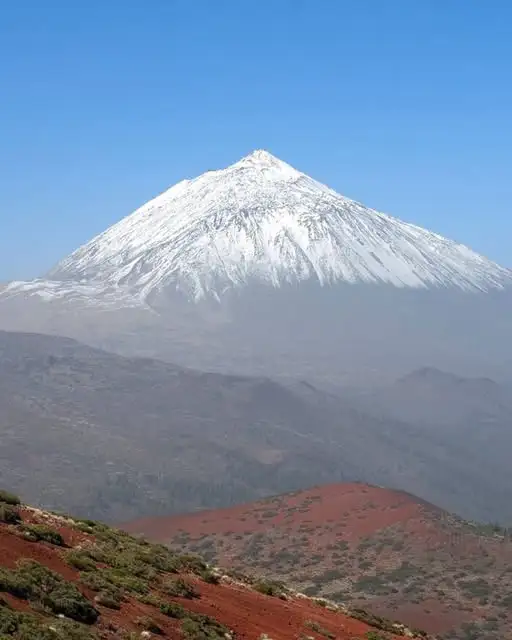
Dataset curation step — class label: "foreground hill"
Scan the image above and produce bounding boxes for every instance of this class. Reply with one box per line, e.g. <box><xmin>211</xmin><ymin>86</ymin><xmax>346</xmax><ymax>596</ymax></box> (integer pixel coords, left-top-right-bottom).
<box><xmin>124</xmin><ymin>483</ymin><xmax>512</xmax><ymax>640</ymax></box>
<box><xmin>0</xmin><ymin>490</ymin><xmax>423</xmax><ymax>640</ymax></box>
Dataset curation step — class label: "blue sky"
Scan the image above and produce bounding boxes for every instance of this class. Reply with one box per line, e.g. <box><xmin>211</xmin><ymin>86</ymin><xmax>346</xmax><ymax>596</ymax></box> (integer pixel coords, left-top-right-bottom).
<box><xmin>1</xmin><ymin>0</ymin><xmax>511</xmax><ymax>279</ymax></box>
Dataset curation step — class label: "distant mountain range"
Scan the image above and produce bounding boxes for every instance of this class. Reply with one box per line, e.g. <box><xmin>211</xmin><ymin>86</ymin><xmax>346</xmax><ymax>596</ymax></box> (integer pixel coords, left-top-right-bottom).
<box><xmin>1</xmin><ymin>330</ymin><xmax>512</xmax><ymax>526</ymax></box>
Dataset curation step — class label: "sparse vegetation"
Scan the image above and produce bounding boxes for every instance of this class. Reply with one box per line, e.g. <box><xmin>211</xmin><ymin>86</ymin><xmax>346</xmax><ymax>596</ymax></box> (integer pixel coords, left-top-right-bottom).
<box><xmin>349</xmin><ymin>609</ymin><xmax>398</xmax><ymax>635</ymax></box>
<box><xmin>181</xmin><ymin>612</ymin><xmax>230</xmax><ymax>640</ymax></box>
<box><xmin>304</xmin><ymin>619</ymin><xmax>335</xmax><ymax>639</ymax></box>
<box><xmin>136</xmin><ymin>615</ymin><xmax>164</xmax><ymax>635</ymax></box>
<box><xmin>66</xmin><ymin>550</ymin><xmax>97</xmax><ymax>572</ymax></box>
<box><xmin>162</xmin><ymin>576</ymin><xmax>199</xmax><ymax>599</ymax></box>
<box><xmin>0</xmin><ymin>505</ymin><xmax>21</xmax><ymax>525</ymax></box>
<box><xmin>94</xmin><ymin>590</ymin><xmax>122</xmax><ymax>609</ymax></box>
<box><xmin>0</xmin><ymin>603</ymin><xmax>96</xmax><ymax>639</ymax></box>
<box><xmin>159</xmin><ymin>600</ymin><xmax>187</xmax><ymax>619</ymax></box>
<box><xmin>21</xmin><ymin>524</ymin><xmax>65</xmax><ymax>547</ymax></box>
<box><xmin>0</xmin><ymin>494</ymin><xmax>503</xmax><ymax>640</ymax></box>
<box><xmin>0</xmin><ymin>560</ymin><xmax>98</xmax><ymax>624</ymax></box>
<box><xmin>0</xmin><ymin>491</ymin><xmax>21</xmax><ymax>507</ymax></box>
<box><xmin>253</xmin><ymin>578</ymin><xmax>287</xmax><ymax>598</ymax></box>
<box><xmin>199</xmin><ymin>567</ymin><xmax>220</xmax><ymax>584</ymax></box>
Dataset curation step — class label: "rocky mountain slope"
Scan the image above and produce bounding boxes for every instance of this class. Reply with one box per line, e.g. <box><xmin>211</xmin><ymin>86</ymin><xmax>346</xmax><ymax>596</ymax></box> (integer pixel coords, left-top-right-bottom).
<box><xmin>0</xmin><ymin>489</ymin><xmax>423</xmax><ymax>640</ymax></box>
<box><xmin>45</xmin><ymin>150</ymin><xmax>511</xmax><ymax>300</ymax></box>
<box><xmin>123</xmin><ymin>483</ymin><xmax>512</xmax><ymax>640</ymax></box>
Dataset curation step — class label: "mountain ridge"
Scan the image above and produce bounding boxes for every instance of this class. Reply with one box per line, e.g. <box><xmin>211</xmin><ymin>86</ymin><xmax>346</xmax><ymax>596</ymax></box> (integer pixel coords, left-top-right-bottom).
<box><xmin>3</xmin><ymin>329</ymin><xmax>512</xmax><ymax>526</ymax></box>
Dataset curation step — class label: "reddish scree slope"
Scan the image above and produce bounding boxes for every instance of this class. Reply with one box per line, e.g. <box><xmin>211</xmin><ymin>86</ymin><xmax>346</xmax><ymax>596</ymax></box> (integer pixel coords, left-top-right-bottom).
<box><xmin>124</xmin><ymin>482</ymin><xmax>512</xmax><ymax>640</ymax></box>
<box><xmin>0</xmin><ymin>503</ymin><xmax>417</xmax><ymax>640</ymax></box>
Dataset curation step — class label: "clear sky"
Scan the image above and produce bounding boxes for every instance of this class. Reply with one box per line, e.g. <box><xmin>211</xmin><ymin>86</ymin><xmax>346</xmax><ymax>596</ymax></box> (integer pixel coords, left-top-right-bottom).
<box><xmin>1</xmin><ymin>0</ymin><xmax>511</xmax><ymax>280</ymax></box>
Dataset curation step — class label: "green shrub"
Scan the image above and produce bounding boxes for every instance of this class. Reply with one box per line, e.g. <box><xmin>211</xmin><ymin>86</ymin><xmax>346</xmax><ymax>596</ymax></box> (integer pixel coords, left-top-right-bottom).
<box><xmin>0</xmin><ymin>505</ymin><xmax>21</xmax><ymax>525</ymax></box>
<box><xmin>21</xmin><ymin>524</ymin><xmax>65</xmax><ymax>547</ymax></box>
<box><xmin>200</xmin><ymin>569</ymin><xmax>220</xmax><ymax>584</ymax></box>
<box><xmin>162</xmin><ymin>577</ymin><xmax>199</xmax><ymax>599</ymax></box>
<box><xmin>305</xmin><ymin>620</ymin><xmax>335</xmax><ymax>639</ymax></box>
<box><xmin>136</xmin><ymin>593</ymin><xmax>162</xmax><ymax>607</ymax></box>
<box><xmin>0</xmin><ymin>601</ymin><xmax>96</xmax><ymax>639</ymax></box>
<box><xmin>66</xmin><ymin>551</ymin><xmax>97</xmax><ymax>572</ymax></box>
<box><xmin>181</xmin><ymin>613</ymin><xmax>230</xmax><ymax>640</ymax></box>
<box><xmin>175</xmin><ymin>554</ymin><xmax>208</xmax><ymax>575</ymax></box>
<box><xmin>79</xmin><ymin>571</ymin><xmax>114</xmax><ymax>593</ymax></box>
<box><xmin>94</xmin><ymin>590</ymin><xmax>122</xmax><ymax>610</ymax></box>
<box><xmin>253</xmin><ymin>579</ymin><xmax>287</xmax><ymax>598</ymax></box>
<box><xmin>0</xmin><ymin>605</ymin><xmax>18</xmax><ymax>634</ymax></box>
<box><xmin>0</xmin><ymin>491</ymin><xmax>20</xmax><ymax>506</ymax></box>
<box><xmin>350</xmin><ymin>608</ymin><xmax>396</xmax><ymax>634</ymax></box>
<box><xmin>136</xmin><ymin>615</ymin><xmax>164</xmax><ymax>635</ymax></box>
<box><xmin>159</xmin><ymin>601</ymin><xmax>187</xmax><ymax>619</ymax></box>
<box><xmin>0</xmin><ymin>567</ymin><xmax>31</xmax><ymax>599</ymax></box>
<box><xmin>101</xmin><ymin>568</ymin><xmax>149</xmax><ymax>595</ymax></box>
<box><xmin>1</xmin><ymin>560</ymin><xmax>98</xmax><ymax>625</ymax></box>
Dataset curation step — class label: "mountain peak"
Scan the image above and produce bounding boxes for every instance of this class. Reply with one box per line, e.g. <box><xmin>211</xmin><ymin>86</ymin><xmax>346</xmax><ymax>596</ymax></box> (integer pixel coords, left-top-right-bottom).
<box><xmin>232</xmin><ymin>148</ymin><xmax>302</xmax><ymax>180</ymax></box>
<box><xmin>241</xmin><ymin>148</ymin><xmax>280</xmax><ymax>164</ymax></box>
<box><xmin>45</xmin><ymin>151</ymin><xmax>512</xmax><ymax>301</ymax></box>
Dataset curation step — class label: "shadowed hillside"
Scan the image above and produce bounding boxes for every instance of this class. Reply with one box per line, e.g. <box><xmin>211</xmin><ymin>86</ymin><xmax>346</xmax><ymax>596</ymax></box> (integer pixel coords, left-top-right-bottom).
<box><xmin>3</xmin><ymin>331</ymin><xmax>512</xmax><ymax>526</ymax></box>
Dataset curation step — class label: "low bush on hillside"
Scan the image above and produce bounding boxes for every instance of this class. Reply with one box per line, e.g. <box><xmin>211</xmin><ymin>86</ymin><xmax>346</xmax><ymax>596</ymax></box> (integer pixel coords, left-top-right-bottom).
<box><xmin>136</xmin><ymin>615</ymin><xmax>164</xmax><ymax>635</ymax></box>
<box><xmin>162</xmin><ymin>576</ymin><xmax>199</xmax><ymax>599</ymax></box>
<box><xmin>159</xmin><ymin>600</ymin><xmax>187</xmax><ymax>619</ymax></box>
<box><xmin>305</xmin><ymin>619</ymin><xmax>335</xmax><ymax>639</ymax></box>
<box><xmin>99</xmin><ymin>568</ymin><xmax>149</xmax><ymax>595</ymax></box>
<box><xmin>0</xmin><ymin>602</ymin><xmax>96</xmax><ymax>639</ymax></box>
<box><xmin>66</xmin><ymin>550</ymin><xmax>97</xmax><ymax>572</ymax></box>
<box><xmin>172</xmin><ymin>553</ymin><xmax>208</xmax><ymax>574</ymax></box>
<box><xmin>253</xmin><ymin>578</ymin><xmax>287</xmax><ymax>598</ymax></box>
<box><xmin>349</xmin><ymin>608</ymin><xmax>404</xmax><ymax>635</ymax></box>
<box><xmin>0</xmin><ymin>560</ymin><xmax>98</xmax><ymax>624</ymax></box>
<box><xmin>0</xmin><ymin>505</ymin><xmax>21</xmax><ymax>525</ymax></box>
<box><xmin>94</xmin><ymin>590</ymin><xmax>122</xmax><ymax>610</ymax></box>
<box><xmin>0</xmin><ymin>491</ymin><xmax>21</xmax><ymax>506</ymax></box>
<box><xmin>21</xmin><ymin>524</ymin><xmax>65</xmax><ymax>547</ymax></box>
<box><xmin>181</xmin><ymin>612</ymin><xmax>230</xmax><ymax>640</ymax></box>
<box><xmin>199</xmin><ymin>568</ymin><xmax>220</xmax><ymax>584</ymax></box>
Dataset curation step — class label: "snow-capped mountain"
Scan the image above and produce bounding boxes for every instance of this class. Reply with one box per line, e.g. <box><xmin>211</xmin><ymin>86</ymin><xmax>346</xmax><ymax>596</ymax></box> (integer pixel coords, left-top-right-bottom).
<box><xmin>1</xmin><ymin>149</ymin><xmax>512</xmax><ymax>386</ymax></box>
<box><xmin>46</xmin><ymin>149</ymin><xmax>512</xmax><ymax>302</ymax></box>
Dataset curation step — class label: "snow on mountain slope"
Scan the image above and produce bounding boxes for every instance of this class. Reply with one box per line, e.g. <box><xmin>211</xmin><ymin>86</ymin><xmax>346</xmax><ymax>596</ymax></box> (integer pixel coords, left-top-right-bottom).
<box><xmin>1</xmin><ymin>279</ymin><xmax>145</xmax><ymax>309</ymax></box>
<box><xmin>46</xmin><ymin>150</ymin><xmax>512</xmax><ymax>301</ymax></box>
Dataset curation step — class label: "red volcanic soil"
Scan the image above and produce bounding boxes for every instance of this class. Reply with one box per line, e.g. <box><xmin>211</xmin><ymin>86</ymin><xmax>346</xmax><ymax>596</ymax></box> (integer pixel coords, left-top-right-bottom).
<box><xmin>124</xmin><ymin>483</ymin><xmax>443</xmax><ymax>541</ymax></box>
<box><xmin>123</xmin><ymin>482</ymin><xmax>512</xmax><ymax>640</ymax></box>
<box><xmin>0</xmin><ymin>503</ymin><xmax>415</xmax><ymax>640</ymax></box>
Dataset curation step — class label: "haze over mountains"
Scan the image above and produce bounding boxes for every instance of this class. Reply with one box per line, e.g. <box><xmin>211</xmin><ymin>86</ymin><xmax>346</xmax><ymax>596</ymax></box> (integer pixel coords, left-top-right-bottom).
<box><xmin>1</xmin><ymin>150</ymin><xmax>511</xmax><ymax>385</ymax></box>
<box><xmin>1</xmin><ymin>330</ymin><xmax>512</xmax><ymax>527</ymax></box>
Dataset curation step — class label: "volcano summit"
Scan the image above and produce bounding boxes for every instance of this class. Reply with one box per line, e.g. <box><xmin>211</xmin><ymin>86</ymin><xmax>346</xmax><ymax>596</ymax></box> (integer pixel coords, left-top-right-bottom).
<box><xmin>46</xmin><ymin>149</ymin><xmax>511</xmax><ymax>301</ymax></box>
<box><xmin>1</xmin><ymin>150</ymin><xmax>511</xmax><ymax>383</ymax></box>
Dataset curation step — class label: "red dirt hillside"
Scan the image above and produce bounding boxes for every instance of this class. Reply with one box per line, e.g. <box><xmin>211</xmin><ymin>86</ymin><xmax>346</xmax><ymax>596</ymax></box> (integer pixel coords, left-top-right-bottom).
<box><xmin>0</xmin><ymin>489</ymin><xmax>422</xmax><ymax>640</ymax></box>
<box><xmin>123</xmin><ymin>482</ymin><xmax>512</xmax><ymax>640</ymax></box>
